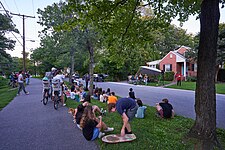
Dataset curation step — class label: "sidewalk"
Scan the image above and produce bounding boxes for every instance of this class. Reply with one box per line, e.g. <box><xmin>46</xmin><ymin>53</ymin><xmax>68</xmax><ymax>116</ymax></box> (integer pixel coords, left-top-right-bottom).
<box><xmin>0</xmin><ymin>78</ymin><xmax>99</xmax><ymax>150</ymax></box>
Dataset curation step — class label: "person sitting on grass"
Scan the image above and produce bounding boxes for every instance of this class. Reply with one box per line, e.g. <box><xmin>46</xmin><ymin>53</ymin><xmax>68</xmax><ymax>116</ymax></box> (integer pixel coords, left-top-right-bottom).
<box><xmin>107</xmin><ymin>92</ymin><xmax>117</xmax><ymax>112</ymax></box>
<box><xmin>80</xmin><ymin>106</ymin><xmax>114</xmax><ymax>141</ymax></box>
<box><xmin>128</xmin><ymin>88</ymin><xmax>136</xmax><ymax>100</ymax></box>
<box><xmin>135</xmin><ymin>99</ymin><xmax>147</xmax><ymax>119</ymax></box>
<box><xmin>156</xmin><ymin>98</ymin><xmax>175</xmax><ymax>119</ymax></box>
<box><xmin>74</xmin><ymin>101</ymin><xmax>105</xmax><ymax>129</ymax></box>
<box><xmin>109</xmin><ymin>97</ymin><xmax>138</xmax><ymax>137</ymax></box>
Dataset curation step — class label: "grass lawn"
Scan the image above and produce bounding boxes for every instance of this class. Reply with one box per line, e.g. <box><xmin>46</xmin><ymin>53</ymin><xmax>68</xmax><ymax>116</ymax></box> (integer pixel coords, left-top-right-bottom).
<box><xmin>66</xmin><ymin>98</ymin><xmax>225</xmax><ymax>150</ymax></box>
<box><xmin>147</xmin><ymin>81</ymin><xmax>172</xmax><ymax>87</ymax></box>
<box><xmin>131</xmin><ymin>81</ymin><xmax>171</xmax><ymax>87</ymax></box>
<box><xmin>0</xmin><ymin>86</ymin><xmax>17</xmax><ymax>110</ymax></box>
<box><xmin>166</xmin><ymin>82</ymin><xmax>225</xmax><ymax>94</ymax></box>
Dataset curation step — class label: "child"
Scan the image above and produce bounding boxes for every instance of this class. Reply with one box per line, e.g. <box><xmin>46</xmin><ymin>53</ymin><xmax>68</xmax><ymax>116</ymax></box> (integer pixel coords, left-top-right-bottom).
<box><xmin>80</xmin><ymin>106</ymin><xmax>114</xmax><ymax>141</ymax></box>
<box><xmin>135</xmin><ymin>99</ymin><xmax>147</xmax><ymax>119</ymax></box>
<box><xmin>107</xmin><ymin>92</ymin><xmax>117</xmax><ymax>112</ymax></box>
<box><xmin>129</xmin><ymin>88</ymin><xmax>136</xmax><ymax>99</ymax></box>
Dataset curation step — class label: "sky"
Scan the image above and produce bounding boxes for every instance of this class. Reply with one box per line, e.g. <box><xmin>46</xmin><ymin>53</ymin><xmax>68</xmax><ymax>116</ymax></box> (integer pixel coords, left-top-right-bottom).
<box><xmin>1</xmin><ymin>0</ymin><xmax>225</xmax><ymax>58</ymax></box>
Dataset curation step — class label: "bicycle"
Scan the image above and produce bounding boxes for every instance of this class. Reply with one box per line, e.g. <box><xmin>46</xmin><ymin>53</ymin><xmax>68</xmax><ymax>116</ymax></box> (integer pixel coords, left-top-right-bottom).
<box><xmin>53</xmin><ymin>91</ymin><xmax>61</xmax><ymax>110</ymax></box>
<box><xmin>42</xmin><ymin>77</ymin><xmax>51</xmax><ymax>105</ymax></box>
<box><xmin>42</xmin><ymin>89</ymin><xmax>50</xmax><ymax>105</ymax></box>
<box><xmin>52</xmin><ymin>79</ymin><xmax>62</xmax><ymax>110</ymax></box>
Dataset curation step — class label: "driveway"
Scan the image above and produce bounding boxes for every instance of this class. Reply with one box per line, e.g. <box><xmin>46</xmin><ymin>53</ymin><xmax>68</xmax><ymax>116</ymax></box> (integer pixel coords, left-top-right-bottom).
<box><xmin>0</xmin><ymin>78</ymin><xmax>99</xmax><ymax>150</ymax></box>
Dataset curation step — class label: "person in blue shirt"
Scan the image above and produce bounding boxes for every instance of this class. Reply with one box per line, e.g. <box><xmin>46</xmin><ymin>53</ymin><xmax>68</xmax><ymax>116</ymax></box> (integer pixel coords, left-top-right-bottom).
<box><xmin>109</xmin><ymin>97</ymin><xmax>138</xmax><ymax>137</ymax></box>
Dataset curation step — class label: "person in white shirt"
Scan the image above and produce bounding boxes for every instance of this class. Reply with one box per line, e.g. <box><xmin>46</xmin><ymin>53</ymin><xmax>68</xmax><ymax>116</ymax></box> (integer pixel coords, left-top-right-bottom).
<box><xmin>17</xmin><ymin>70</ymin><xmax>29</xmax><ymax>95</ymax></box>
<box><xmin>52</xmin><ymin>70</ymin><xmax>66</xmax><ymax>106</ymax></box>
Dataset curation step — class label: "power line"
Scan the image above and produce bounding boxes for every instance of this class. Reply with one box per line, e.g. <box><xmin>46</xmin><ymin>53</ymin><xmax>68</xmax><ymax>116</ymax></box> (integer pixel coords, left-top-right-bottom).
<box><xmin>0</xmin><ymin>1</ymin><xmax>23</xmax><ymax>47</ymax></box>
<box><xmin>13</xmin><ymin>0</ymin><xmax>20</xmax><ymax>14</ymax></box>
<box><xmin>10</xmin><ymin>12</ymin><xmax>35</xmax><ymax>72</ymax></box>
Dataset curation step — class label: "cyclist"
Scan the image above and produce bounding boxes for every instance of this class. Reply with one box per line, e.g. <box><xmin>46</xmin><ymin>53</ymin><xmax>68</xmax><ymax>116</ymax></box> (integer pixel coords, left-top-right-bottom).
<box><xmin>52</xmin><ymin>70</ymin><xmax>66</xmax><ymax>106</ymax></box>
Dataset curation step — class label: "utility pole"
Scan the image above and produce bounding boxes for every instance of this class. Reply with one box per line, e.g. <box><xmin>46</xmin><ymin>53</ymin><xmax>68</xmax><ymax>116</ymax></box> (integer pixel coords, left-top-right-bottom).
<box><xmin>10</xmin><ymin>13</ymin><xmax>35</xmax><ymax>72</ymax></box>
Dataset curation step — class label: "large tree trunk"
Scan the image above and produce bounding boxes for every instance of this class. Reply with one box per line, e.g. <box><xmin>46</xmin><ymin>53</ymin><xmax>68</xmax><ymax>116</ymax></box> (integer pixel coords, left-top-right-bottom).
<box><xmin>69</xmin><ymin>47</ymin><xmax>75</xmax><ymax>83</ymax></box>
<box><xmin>87</xmin><ymin>38</ymin><xmax>94</xmax><ymax>95</ymax></box>
<box><xmin>188</xmin><ymin>0</ymin><xmax>221</xmax><ymax>149</ymax></box>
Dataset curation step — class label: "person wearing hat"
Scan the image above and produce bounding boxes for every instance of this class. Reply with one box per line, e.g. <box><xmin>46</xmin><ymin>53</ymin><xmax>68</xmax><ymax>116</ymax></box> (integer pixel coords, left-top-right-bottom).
<box><xmin>128</xmin><ymin>88</ymin><xmax>136</xmax><ymax>99</ymax></box>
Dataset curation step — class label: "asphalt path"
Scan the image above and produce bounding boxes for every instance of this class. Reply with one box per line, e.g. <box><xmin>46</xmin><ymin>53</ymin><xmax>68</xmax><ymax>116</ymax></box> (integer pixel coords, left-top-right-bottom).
<box><xmin>0</xmin><ymin>78</ymin><xmax>99</xmax><ymax>150</ymax></box>
<box><xmin>93</xmin><ymin>81</ymin><xmax>225</xmax><ymax>129</ymax></box>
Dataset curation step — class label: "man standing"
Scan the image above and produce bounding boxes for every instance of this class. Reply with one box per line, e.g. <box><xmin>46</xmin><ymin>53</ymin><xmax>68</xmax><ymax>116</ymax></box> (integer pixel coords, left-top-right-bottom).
<box><xmin>175</xmin><ymin>72</ymin><xmax>182</xmax><ymax>86</ymax></box>
<box><xmin>109</xmin><ymin>97</ymin><xmax>138</xmax><ymax>136</ymax></box>
<box><xmin>17</xmin><ymin>70</ymin><xmax>29</xmax><ymax>95</ymax></box>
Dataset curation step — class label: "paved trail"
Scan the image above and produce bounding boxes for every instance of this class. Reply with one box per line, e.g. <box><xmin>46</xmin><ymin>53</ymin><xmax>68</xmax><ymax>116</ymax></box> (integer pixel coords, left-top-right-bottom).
<box><xmin>0</xmin><ymin>78</ymin><xmax>99</xmax><ymax>150</ymax></box>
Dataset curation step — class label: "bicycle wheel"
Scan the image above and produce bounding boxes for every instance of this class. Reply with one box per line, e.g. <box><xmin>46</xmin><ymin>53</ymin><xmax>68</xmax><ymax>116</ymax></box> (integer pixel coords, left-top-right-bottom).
<box><xmin>43</xmin><ymin>90</ymin><xmax>48</xmax><ymax>105</ymax></box>
<box><xmin>54</xmin><ymin>93</ymin><xmax>59</xmax><ymax>110</ymax></box>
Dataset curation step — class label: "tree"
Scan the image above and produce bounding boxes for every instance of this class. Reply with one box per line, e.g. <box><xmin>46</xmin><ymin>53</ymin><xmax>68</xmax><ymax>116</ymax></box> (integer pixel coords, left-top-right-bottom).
<box><xmin>187</xmin><ymin>23</ymin><xmax>225</xmax><ymax>82</ymax></box>
<box><xmin>65</xmin><ymin>0</ymin><xmax>223</xmax><ymax>149</ymax></box>
<box><xmin>0</xmin><ymin>13</ymin><xmax>19</xmax><ymax>74</ymax></box>
<box><xmin>35</xmin><ymin>1</ymin><xmax>90</xmax><ymax>77</ymax></box>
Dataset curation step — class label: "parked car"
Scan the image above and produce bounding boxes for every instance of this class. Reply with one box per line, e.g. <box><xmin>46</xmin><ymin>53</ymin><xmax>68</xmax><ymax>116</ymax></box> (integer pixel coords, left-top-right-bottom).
<box><xmin>72</xmin><ymin>73</ymin><xmax>80</xmax><ymax>79</ymax></box>
<box><xmin>93</xmin><ymin>73</ymin><xmax>105</xmax><ymax>82</ymax></box>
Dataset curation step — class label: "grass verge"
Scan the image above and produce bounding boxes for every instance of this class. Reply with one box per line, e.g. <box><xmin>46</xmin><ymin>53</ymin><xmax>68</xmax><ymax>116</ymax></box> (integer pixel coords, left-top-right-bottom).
<box><xmin>65</xmin><ymin>98</ymin><xmax>225</xmax><ymax>150</ymax></box>
<box><xmin>166</xmin><ymin>82</ymin><xmax>225</xmax><ymax>94</ymax></box>
<box><xmin>0</xmin><ymin>86</ymin><xmax>17</xmax><ymax>110</ymax></box>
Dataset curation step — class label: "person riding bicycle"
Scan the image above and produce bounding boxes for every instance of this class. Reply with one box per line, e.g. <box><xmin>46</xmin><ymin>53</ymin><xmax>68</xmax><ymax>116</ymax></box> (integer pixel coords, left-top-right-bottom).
<box><xmin>52</xmin><ymin>70</ymin><xmax>66</xmax><ymax>106</ymax></box>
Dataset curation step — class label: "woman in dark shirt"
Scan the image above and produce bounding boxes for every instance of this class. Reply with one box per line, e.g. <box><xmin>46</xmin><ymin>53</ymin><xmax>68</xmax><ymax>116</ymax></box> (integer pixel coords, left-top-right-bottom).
<box><xmin>156</xmin><ymin>98</ymin><xmax>175</xmax><ymax>118</ymax></box>
<box><xmin>80</xmin><ymin>106</ymin><xmax>114</xmax><ymax>141</ymax></box>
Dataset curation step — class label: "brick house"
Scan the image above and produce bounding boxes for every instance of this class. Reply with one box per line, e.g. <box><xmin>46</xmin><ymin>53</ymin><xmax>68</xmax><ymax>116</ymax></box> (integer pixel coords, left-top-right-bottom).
<box><xmin>146</xmin><ymin>46</ymin><xmax>197</xmax><ymax>80</ymax></box>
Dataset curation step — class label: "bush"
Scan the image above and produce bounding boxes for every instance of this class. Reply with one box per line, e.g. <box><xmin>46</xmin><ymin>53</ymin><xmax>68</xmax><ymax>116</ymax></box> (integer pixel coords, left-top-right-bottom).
<box><xmin>186</xmin><ymin>76</ymin><xmax>197</xmax><ymax>82</ymax></box>
<box><xmin>164</xmin><ymin>71</ymin><xmax>174</xmax><ymax>81</ymax></box>
<box><xmin>0</xmin><ymin>76</ymin><xmax>8</xmax><ymax>87</ymax></box>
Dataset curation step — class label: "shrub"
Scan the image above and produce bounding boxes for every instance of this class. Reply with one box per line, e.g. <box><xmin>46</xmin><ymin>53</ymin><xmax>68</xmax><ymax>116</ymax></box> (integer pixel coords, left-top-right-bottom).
<box><xmin>0</xmin><ymin>76</ymin><xmax>8</xmax><ymax>87</ymax></box>
<box><xmin>164</xmin><ymin>71</ymin><xmax>174</xmax><ymax>81</ymax></box>
<box><xmin>186</xmin><ymin>76</ymin><xmax>197</xmax><ymax>82</ymax></box>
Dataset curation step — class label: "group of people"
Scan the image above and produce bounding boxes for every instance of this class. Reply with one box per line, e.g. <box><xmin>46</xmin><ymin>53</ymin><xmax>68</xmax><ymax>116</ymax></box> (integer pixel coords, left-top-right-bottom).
<box><xmin>42</xmin><ymin>68</ymin><xmax>175</xmax><ymax>141</ymax></box>
<box><xmin>70</xmin><ymin>80</ymin><xmax>87</xmax><ymax>102</ymax></box>
<box><xmin>8</xmin><ymin>71</ymin><xmax>30</xmax><ymax>92</ymax></box>
<box><xmin>70</xmin><ymin>84</ymin><xmax>175</xmax><ymax>142</ymax></box>
<box><xmin>42</xmin><ymin>68</ymin><xmax>67</xmax><ymax>106</ymax></box>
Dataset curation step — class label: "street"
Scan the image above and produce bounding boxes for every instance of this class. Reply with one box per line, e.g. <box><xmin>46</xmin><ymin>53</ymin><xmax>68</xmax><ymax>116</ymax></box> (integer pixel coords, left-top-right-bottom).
<box><xmin>94</xmin><ymin>81</ymin><xmax>225</xmax><ymax>129</ymax></box>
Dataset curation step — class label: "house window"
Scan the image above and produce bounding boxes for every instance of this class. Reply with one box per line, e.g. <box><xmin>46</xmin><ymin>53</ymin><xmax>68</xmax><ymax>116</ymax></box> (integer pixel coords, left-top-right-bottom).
<box><xmin>170</xmin><ymin>54</ymin><xmax>173</xmax><ymax>58</ymax></box>
<box><xmin>163</xmin><ymin>64</ymin><xmax>172</xmax><ymax>72</ymax></box>
<box><xmin>191</xmin><ymin>64</ymin><xmax>195</xmax><ymax>71</ymax></box>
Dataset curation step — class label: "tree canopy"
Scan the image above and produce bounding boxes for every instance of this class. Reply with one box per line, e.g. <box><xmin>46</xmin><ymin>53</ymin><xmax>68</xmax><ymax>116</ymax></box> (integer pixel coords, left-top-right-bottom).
<box><xmin>0</xmin><ymin>12</ymin><xmax>19</xmax><ymax>74</ymax></box>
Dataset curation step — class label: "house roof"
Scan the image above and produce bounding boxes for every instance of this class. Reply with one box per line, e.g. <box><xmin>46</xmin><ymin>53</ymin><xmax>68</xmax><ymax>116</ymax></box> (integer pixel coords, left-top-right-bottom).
<box><xmin>146</xmin><ymin>59</ymin><xmax>162</xmax><ymax>65</ymax></box>
<box><xmin>146</xmin><ymin>46</ymin><xmax>190</xmax><ymax>65</ymax></box>
<box><xmin>174</xmin><ymin>46</ymin><xmax>191</xmax><ymax>52</ymax></box>
<box><xmin>136</xmin><ymin>66</ymin><xmax>161</xmax><ymax>75</ymax></box>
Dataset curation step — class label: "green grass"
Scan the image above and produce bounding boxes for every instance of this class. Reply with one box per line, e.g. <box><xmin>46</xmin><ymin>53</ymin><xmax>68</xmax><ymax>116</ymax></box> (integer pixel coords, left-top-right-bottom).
<box><xmin>0</xmin><ymin>86</ymin><xmax>17</xmax><ymax>110</ymax></box>
<box><xmin>166</xmin><ymin>82</ymin><xmax>196</xmax><ymax>91</ymax></box>
<box><xmin>166</xmin><ymin>82</ymin><xmax>225</xmax><ymax>94</ymax></box>
<box><xmin>65</xmin><ymin>98</ymin><xmax>225</xmax><ymax>150</ymax></box>
<box><xmin>147</xmin><ymin>81</ymin><xmax>172</xmax><ymax>87</ymax></box>
<box><xmin>130</xmin><ymin>81</ymin><xmax>171</xmax><ymax>87</ymax></box>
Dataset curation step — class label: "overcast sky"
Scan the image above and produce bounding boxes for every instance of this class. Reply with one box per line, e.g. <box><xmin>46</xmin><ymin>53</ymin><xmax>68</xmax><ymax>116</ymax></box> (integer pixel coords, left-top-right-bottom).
<box><xmin>1</xmin><ymin>0</ymin><xmax>225</xmax><ymax>58</ymax></box>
